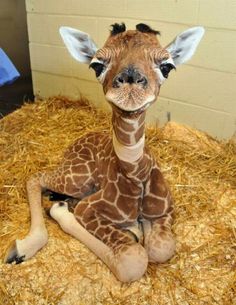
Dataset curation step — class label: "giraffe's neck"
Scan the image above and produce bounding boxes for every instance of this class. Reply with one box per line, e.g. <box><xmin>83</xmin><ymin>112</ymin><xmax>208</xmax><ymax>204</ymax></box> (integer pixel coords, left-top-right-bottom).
<box><xmin>112</xmin><ymin>109</ymin><xmax>146</xmax><ymax>163</ymax></box>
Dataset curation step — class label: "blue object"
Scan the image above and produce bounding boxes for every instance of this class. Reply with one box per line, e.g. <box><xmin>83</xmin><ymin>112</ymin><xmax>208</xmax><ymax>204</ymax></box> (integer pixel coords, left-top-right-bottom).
<box><xmin>0</xmin><ymin>48</ymin><xmax>20</xmax><ymax>87</ymax></box>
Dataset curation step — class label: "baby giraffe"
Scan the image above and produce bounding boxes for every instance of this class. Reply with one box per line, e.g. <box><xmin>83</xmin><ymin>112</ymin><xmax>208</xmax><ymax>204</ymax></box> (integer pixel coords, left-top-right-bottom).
<box><xmin>5</xmin><ymin>23</ymin><xmax>204</xmax><ymax>282</ymax></box>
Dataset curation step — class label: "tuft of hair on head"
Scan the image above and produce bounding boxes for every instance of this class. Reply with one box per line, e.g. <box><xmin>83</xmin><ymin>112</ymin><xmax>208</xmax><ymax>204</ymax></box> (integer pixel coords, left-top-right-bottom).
<box><xmin>110</xmin><ymin>23</ymin><xmax>126</xmax><ymax>36</ymax></box>
<box><xmin>136</xmin><ymin>23</ymin><xmax>160</xmax><ymax>35</ymax></box>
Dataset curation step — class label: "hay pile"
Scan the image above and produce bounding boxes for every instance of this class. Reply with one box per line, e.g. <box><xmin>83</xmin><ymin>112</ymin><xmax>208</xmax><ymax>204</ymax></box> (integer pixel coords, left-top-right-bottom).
<box><xmin>0</xmin><ymin>97</ymin><xmax>235</xmax><ymax>305</ymax></box>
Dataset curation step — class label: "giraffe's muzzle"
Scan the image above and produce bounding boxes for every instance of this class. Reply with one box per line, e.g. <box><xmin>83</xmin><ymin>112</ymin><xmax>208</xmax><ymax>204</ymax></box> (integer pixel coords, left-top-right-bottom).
<box><xmin>106</xmin><ymin>65</ymin><xmax>155</xmax><ymax>113</ymax></box>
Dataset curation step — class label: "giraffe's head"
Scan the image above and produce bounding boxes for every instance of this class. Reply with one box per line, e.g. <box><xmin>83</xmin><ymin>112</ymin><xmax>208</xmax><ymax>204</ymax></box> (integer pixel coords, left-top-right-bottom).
<box><xmin>60</xmin><ymin>23</ymin><xmax>204</xmax><ymax>115</ymax></box>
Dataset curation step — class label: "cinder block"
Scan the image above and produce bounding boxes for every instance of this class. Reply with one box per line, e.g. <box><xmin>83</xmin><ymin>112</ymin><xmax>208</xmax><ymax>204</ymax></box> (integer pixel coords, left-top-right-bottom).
<box><xmin>126</xmin><ymin>0</ymin><xmax>199</xmax><ymax>25</ymax></box>
<box><xmin>26</xmin><ymin>0</ymin><xmax>126</xmax><ymax>17</ymax></box>
<box><xmin>160</xmin><ymin>65</ymin><xmax>236</xmax><ymax>114</ymax></box>
<box><xmin>27</xmin><ymin>14</ymin><xmax>98</xmax><ymax>45</ymax></box>
<box><xmin>32</xmin><ymin>71</ymin><xmax>107</xmax><ymax>109</ymax></box>
<box><xmin>198</xmin><ymin>0</ymin><xmax>236</xmax><ymax>30</ymax></box>
<box><xmin>29</xmin><ymin>43</ymin><xmax>96</xmax><ymax>82</ymax></box>
<box><xmin>147</xmin><ymin>96</ymin><xmax>236</xmax><ymax>139</ymax></box>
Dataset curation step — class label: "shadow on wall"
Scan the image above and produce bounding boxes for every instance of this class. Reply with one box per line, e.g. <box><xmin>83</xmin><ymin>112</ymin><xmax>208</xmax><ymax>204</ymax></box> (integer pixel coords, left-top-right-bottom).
<box><xmin>0</xmin><ymin>0</ymin><xmax>34</xmax><ymax>117</ymax></box>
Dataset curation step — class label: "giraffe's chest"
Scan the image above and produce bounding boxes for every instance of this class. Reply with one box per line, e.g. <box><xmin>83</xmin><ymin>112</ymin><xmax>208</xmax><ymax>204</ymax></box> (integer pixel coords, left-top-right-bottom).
<box><xmin>72</xmin><ymin>132</ymin><xmax>155</xmax><ymax>224</ymax></box>
<box><xmin>95</xmin><ymin>135</ymin><xmax>144</xmax><ymax>189</ymax></box>
<box><xmin>93</xmin><ymin>135</ymin><xmax>152</xmax><ymax>223</ymax></box>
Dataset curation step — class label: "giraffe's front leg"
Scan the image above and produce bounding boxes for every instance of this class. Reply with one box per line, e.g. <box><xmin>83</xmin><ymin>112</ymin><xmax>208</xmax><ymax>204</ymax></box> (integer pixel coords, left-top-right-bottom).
<box><xmin>5</xmin><ymin>173</ymin><xmax>48</xmax><ymax>263</ymax></box>
<box><xmin>49</xmin><ymin>193</ymin><xmax>148</xmax><ymax>283</ymax></box>
<box><xmin>142</xmin><ymin>215</ymin><xmax>175</xmax><ymax>263</ymax></box>
<box><xmin>142</xmin><ymin>166</ymin><xmax>176</xmax><ymax>263</ymax></box>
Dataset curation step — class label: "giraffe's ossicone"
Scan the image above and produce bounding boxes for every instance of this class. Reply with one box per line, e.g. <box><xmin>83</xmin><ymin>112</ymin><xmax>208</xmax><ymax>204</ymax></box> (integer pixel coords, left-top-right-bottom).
<box><xmin>4</xmin><ymin>23</ymin><xmax>204</xmax><ymax>283</ymax></box>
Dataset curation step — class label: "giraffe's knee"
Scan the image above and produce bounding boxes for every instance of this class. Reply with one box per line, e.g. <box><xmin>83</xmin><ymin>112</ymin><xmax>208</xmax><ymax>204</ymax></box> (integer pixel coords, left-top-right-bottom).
<box><xmin>147</xmin><ymin>234</ymin><xmax>176</xmax><ymax>263</ymax></box>
<box><xmin>49</xmin><ymin>202</ymin><xmax>76</xmax><ymax>233</ymax></box>
<box><xmin>50</xmin><ymin>201</ymin><xmax>69</xmax><ymax>220</ymax></box>
<box><xmin>114</xmin><ymin>244</ymin><xmax>148</xmax><ymax>283</ymax></box>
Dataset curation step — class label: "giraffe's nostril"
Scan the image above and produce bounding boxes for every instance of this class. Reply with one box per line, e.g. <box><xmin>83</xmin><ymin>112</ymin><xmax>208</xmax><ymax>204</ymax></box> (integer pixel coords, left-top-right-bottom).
<box><xmin>113</xmin><ymin>75</ymin><xmax>126</xmax><ymax>88</ymax></box>
<box><xmin>118</xmin><ymin>77</ymin><xmax>125</xmax><ymax>84</ymax></box>
<box><xmin>136</xmin><ymin>76</ymin><xmax>147</xmax><ymax>87</ymax></box>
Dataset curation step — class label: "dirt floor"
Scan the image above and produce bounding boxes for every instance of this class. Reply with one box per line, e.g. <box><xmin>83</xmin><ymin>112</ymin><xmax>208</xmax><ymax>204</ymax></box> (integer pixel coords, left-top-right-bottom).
<box><xmin>0</xmin><ymin>97</ymin><xmax>235</xmax><ymax>305</ymax></box>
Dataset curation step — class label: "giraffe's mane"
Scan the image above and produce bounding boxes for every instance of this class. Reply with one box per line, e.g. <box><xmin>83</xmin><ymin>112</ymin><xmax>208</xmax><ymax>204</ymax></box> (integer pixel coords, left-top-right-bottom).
<box><xmin>110</xmin><ymin>23</ymin><xmax>160</xmax><ymax>36</ymax></box>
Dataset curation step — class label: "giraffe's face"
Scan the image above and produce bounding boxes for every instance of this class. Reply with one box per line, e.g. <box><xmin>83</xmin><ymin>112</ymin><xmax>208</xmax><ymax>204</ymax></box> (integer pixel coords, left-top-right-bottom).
<box><xmin>60</xmin><ymin>23</ymin><xmax>204</xmax><ymax>114</ymax></box>
<box><xmin>90</xmin><ymin>25</ymin><xmax>175</xmax><ymax>114</ymax></box>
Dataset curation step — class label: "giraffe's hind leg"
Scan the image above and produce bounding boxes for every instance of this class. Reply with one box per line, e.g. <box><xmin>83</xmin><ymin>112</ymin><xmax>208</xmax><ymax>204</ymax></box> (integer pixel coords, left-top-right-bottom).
<box><xmin>49</xmin><ymin>195</ymin><xmax>148</xmax><ymax>283</ymax></box>
<box><xmin>4</xmin><ymin>134</ymin><xmax>98</xmax><ymax>264</ymax></box>
<box><xmin>4</xmin><ymin>172</ymin><xmax>49</xmax><ymax>264</ymax></box>
<box><xmin>4</xmin><ymin>166</ymin><xmax>95</xmax><ymax>264</ymax></box>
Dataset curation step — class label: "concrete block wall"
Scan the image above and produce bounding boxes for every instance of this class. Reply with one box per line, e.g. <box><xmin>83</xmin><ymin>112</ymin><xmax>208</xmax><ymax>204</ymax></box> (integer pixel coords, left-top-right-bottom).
<box><xmin>25</xmin><ymin>0</ymin><xmax>236</xmax><ymax>139</ymax></box>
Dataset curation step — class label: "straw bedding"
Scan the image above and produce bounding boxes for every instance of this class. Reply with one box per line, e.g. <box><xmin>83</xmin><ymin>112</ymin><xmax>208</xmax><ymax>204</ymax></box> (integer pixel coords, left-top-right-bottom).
<box><xmin>0</xmin><ymin>97</ymin><xmax>235</xmax><ymax>305</ymax></box>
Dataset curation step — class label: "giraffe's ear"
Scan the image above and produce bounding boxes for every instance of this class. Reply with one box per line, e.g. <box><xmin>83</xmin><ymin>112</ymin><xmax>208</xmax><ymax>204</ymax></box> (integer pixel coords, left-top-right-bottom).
<box><xmin>166</xmin><ymin>27</ymin><xmax>205</xmax><ymax>66</ymax></box>
<box><xmin>59</xmin><ymin>26</ymin><xmax>98</xmax><ymax>64</ymax></box>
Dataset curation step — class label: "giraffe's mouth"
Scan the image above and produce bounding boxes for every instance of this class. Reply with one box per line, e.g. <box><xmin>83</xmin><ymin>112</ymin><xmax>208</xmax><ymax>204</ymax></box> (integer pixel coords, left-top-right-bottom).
<box><xmin>105</xmin><ymin>88</ymin><xmax>155</xmax><ymax>115</ymax></box>
<box><xmin>121</xmin><ymin>103</ymin><xmax>151</xmax><ymax>116</ymax></box>
<box><xmin>109</xmin><ymin>101</ymin><xmax>152</xmax><ymax>118</ymax></box>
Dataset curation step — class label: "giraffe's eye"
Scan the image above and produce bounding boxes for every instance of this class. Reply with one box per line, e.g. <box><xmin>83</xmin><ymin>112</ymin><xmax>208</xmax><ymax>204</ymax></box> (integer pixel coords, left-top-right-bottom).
<box><xmin>160</xmin><ymin>63</ymin><xmax>175</xmax><ymax>78</ymax></box>
<box><xmin>89</xmin><ymin>62</ymin><xmax>105</xmax><ymax>77</ymax></box>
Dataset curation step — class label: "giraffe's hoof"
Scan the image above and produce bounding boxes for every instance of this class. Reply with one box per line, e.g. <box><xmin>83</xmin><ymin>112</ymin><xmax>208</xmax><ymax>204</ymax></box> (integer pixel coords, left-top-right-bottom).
<box><xmin>4</xmin><ymin>229</ymin><xmax>48</xmax><ymax>264</ymax></box>
<box><xmin>4</xmin><ymin>241</ymin><xmax>25</xmax><ymax>264</ymax></box>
